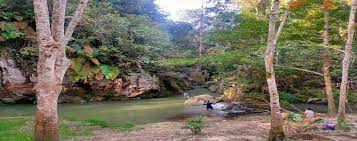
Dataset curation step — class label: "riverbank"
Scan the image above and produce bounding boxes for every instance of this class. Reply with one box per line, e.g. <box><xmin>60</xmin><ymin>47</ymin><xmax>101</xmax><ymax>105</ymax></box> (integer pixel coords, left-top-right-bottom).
<box><xmin>67</xmin><ymin>114</ymin><xmax>357</xmax><ymax>141</ymax></box>
<box><xmin>1</xmin><ymin>113</ymin><xmax>356</xmax><ymax>141</ymax></box>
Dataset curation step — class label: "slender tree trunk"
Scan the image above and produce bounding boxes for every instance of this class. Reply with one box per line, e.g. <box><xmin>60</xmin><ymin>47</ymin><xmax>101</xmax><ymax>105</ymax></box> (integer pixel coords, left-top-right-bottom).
<box><xmin>33</xmin><ymin>0</ymin><xmax>89</xmax><ymax>140</ymax></box>
<box><xmin>338</xmin><ymin>0</ymin><xmax>357</xmax><ymax>122</ymax></box>
<box><xmin>198</xmin><ymin>0</ymin><xmax>204</xmax><ymax>56</ymax></box>
<box><xmin>265</xmin><ymin>0</ymin><xmax>285</xmax><ymax>140</ymax></box>
<box><xmin>322</xmin><ymin>1</ymin><xmax>336</xmax><ymax>116</ymax></box>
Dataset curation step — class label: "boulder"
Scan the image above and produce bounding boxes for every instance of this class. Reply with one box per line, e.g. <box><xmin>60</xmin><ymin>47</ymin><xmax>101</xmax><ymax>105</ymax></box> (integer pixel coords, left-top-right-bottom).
<box><xmin>187</xmin><ymin>71</ymin><xmax>206</xmax><ymax>85</ymax></box>
<box><xmin>208</xmin><ymin>84</ymin><xmax>219</xmax><ymax>92</ymax></box>
<box><xmin>306</xmin><ymin>98</ymin><xmax>326</xmax><ymax>104</ymax></box>
<box><xmin>223</xmin><ymin>103</ymin><xmax>267</xmax><ymax>118</ymax></box>
<box><xmin>184</xmin><ymin>94</ymin><xmax>216</xmax><ymax>106</ymax></box>
<box><xmin>91</xmin><ymin>96</ymin><xmax>105</xmax><ymax>102</ymax></box>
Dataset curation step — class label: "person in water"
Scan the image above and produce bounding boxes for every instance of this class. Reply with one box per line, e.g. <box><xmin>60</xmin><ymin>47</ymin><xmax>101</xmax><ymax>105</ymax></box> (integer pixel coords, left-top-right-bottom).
<box><xmin>205</xmin><ymin>100</ymin><xmax>214</xmax><ymax>111</ymax></box>
<box><xmin>183</xmin><ymin>92</ymin><xmax>189</xmax><ymax>99</ymax></box>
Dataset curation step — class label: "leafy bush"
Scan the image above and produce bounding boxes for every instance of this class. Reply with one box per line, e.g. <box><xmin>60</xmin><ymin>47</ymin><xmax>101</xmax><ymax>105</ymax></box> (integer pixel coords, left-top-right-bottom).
<box><xmin>100</xmin><ymin>65</ymin><xmax>121</xmax><ymax>80</ymax></box>
<box><xmin>185</xmin><ymin>116</ymin><xmax>207</xmax><ymax>134</ymax></box>
<box><xmin>82</xmin><ymin>118</ymin><xmax>109</xmax><ymax>127</ymax></box>
<box><xmin>288</xmin><ymin>112</ymin><xmax>302</xmax><ymax>123</ymax></box>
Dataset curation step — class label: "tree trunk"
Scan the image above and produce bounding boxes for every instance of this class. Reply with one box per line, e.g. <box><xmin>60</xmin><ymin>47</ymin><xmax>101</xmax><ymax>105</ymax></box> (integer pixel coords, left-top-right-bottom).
<box><xmin>35</xmin><ymin>83</ymin><xmax>61</xmax><ymax>141</ymax></box>
<box><xmin>198</xmin><ymin>0</ymin><xmax>204</xmax><ymax>56</ymax></box>
<box><xmin>338</xmin><ymin>0</ymin><xmax>357</xmax><ymax>122</ymax></box>
<box><xmin>322</xmin><ymin>1</ymin><xmax>336</xmax><ymax>116</ymax></box>
<box><xmin>265</xmin><ymin>0</ymin><xmax>285</xmax><ymax>140</ymax></box>
<box><xmin>33</xmin><ymin>0</ymin><xmax>89</xmax><ymax>140</ymax></box>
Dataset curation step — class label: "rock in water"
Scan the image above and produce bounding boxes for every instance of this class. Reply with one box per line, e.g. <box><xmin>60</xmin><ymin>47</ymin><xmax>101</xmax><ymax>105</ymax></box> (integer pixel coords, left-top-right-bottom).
<box><xmin>184</xmin><ymin>94</ymin><xmax>215</xmax><ymax>106</ymax></box>
<box><xmin>0</xmin><ymin>98</ymin><xmax>16</xmax><ymax>104</ymax></box>
<box><xmin>223</xmin><ymin>103</ymin><xmax>267</xmax><ymax>118</ymax></box>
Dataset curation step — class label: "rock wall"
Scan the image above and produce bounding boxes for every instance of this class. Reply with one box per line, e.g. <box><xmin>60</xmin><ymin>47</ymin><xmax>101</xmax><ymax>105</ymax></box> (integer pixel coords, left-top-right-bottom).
<box><xmin>0</xmin><ymin>71</ymin><xmax>180</xmax><ymax>104</ymax></box>
<box><xmin>0</xmin><ymin>57</ymin><xmax>208</xmax><ymax>104</ymax></box>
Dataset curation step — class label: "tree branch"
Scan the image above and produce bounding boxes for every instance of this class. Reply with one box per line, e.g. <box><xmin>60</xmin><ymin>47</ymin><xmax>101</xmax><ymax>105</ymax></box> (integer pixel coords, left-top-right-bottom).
<box><xmin>51</xmin><ymin>0</ymin><xmax>67</xmax><ymax>41</ymax></box>
<box><xmin>273</xmin><ymin>10</ymin><xmax>288</xmax><ymax>46</ymax></box>
<box><xmin>275</xmin><ymin>65</ymin><xmax>323</xmax><ymax>76</ymax></box>
<box><xmin>63</xmin><ymin>0</ymin><xmax>89</xmax><ymax>46</ymax></box>
<box><xmin>33</xmin><ymin>0</ymin><xmax>52</xmax><ymax>44</ymax></box>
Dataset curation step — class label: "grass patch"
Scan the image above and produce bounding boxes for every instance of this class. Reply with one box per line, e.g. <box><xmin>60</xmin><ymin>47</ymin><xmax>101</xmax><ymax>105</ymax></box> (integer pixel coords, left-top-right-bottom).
<box><xmin>0</xmin><ymin>117</ymin><xmax>97</xmax><ymax>141</ymax></box>
<box><xmin>0</xmin><ymin>117</ymin><xmax>33</xmax><ymax>141</ymax></box>
<box><xmin>60</xmin><ymin>124</ymin><xmax>93</xmax><ymax>139</ymax></box>
<box><xmin>64</xmin><ymin>116</ymin><xmax>81</xmax><ymax>121</ymax></box>
<box><xmin>117</xmin><ymin>121</ymin><xmax>135</xmax><ymax>131</ymax></box>
<box><xmin>82</xmin><ymin>118</ymin><xmax>109</xmax><ymax>127</ymax></box>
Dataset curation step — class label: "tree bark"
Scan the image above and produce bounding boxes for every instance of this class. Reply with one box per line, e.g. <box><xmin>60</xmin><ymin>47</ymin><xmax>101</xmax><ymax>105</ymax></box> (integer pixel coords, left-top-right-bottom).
<box><xmin>322</xmin><ymin>1</ymin><xmax>336</xmax><ymax>116</ymax></box>
<box><xmin>265</xmin><ymin>0</ymin><xmax>285</xmax><ymax>140</ymax></box>
<box><xmin>33</xmin><ymin>0</ymin><xmax>89</xmax><ymax>140</ymax></box>
<box><xmin>338</xmin><ymin>0</ymin><xmax>357</xmax><ymax>122</ymax></box>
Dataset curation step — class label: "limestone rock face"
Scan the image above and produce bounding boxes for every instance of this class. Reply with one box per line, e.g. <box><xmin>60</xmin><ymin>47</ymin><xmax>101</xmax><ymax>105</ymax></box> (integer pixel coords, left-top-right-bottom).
<box><xmin>0</xmin><ymin>58</ymin><xmax>26</xmax><ymax>85</ymax></box>
<box><xmin>90</xmin><ymin>73</ymin><xmax>160</xmax><ymax>98</ymax></box>
<box><xmin>121</xmin><ymin>73</ymin><xmax>160</xmax><ymax>97</ymax></box>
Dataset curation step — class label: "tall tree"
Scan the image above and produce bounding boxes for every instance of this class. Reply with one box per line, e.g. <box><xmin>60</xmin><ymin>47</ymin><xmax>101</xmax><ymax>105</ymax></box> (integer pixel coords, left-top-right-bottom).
<box><xmin>198</xmin><ymin>0</ymin><xmax>204</xmax><ymax>56</ymax></box>
<box><xmin>265</xmin><ymin>0</ymin><xmax>288</xmax><ymax>140</ymax></box>
<box><xmin>33</xmin><ymin>0</ymin><xmax>89</xmax><ymax>140</ymax></box>
<box><xmin>338</xmin><ymin>0</ymin><xmax>357</xmax><ymax>122</ymax></box>
<box><xmin>322</xmin><ymin>0</ymin><xmax>336</xmax><ymax>116</ymax></box>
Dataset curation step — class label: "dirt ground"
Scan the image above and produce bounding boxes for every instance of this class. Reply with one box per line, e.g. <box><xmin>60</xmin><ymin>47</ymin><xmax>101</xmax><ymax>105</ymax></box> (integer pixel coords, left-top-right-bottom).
<box><xmin>67</xmin><ymin>114</ymin><xmax>357</xmax><ymax>141</ymax></box>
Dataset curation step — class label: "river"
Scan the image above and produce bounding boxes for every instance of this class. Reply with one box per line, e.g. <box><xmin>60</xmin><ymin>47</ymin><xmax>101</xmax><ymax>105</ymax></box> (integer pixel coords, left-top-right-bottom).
<box><xmin>0</xmin><ymin>87</ymin><xmax>354</xmax><ymax>126</ymax></box>
<box><xmin>0</xmin><ymin>88</ymin><xmax>215</xmax><ymax>126</ymax></box>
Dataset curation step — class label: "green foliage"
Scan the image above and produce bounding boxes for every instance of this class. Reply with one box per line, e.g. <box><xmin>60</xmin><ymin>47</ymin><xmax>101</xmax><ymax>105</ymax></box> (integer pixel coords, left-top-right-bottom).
<box><xmin>185</xmin><ymin>116</ymin><xmax>207</xmax><ymax>134</ymax></box>
<box><xmin>82</xmin><ymin>118</ymin><xmax>109</xmax><ymax>127</ymax></box>
<box><xmin>161</xmin><ymin>51</ymin><xmax>253</xmax><ymax>72</ymax></box>
<box><xmin>100</xmin><ymin>65</ymin><xmax>120</xmax><ymax>80</ymax></box>
<box><xmin>19</xmin><ymin>47</ymin><xmax>38</xmax><ymax>57</ymax></box>
<box><xmin>280</xmin><ymin>92</ymin><xmax>300</xmax><ymax>103</ymax></box>
<box><xmin>337</xmin><ymin>119</ymin><xmax>352</xmax><ymax>129</ymax></box>
<box><xmin>347</xmin><ymin>91</ymin><xmax>357</xmax><ymax>104</ymax></box>
<box><xmin>288</xmin><ymin>112</ymin><xmax>302</xmax><ymax>123</ymax></box>
<box><xmin>0</xmin><ymin>22</ymin><xmax>25</xmax><ymax>40</ymax></box>
<box><xmin>71</xmin><ymin>57</ymin><xmax>85</xmax><ymax>73</ymax></box>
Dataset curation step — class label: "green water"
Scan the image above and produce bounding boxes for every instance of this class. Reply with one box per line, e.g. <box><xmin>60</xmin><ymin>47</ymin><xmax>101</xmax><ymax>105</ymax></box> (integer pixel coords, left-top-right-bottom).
<box><xmin>0</xmin><ymin>88</ymin><xmax>212</xmax><ymax>126</ymax></box>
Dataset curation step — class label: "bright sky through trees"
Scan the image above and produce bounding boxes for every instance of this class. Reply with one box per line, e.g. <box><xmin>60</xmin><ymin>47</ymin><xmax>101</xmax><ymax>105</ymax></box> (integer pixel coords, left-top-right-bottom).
<box><xmin>155</xmin><ymin>0</ymin><xmax>204</xmax><ymax>21</ymax></box>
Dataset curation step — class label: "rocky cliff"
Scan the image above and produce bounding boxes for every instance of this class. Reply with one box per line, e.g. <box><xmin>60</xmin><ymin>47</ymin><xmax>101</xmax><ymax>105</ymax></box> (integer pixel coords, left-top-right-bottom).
<box><xmin>0</xmin><ymin>57</ymin><xmax>210</xmax><ymax>104</ymax></box>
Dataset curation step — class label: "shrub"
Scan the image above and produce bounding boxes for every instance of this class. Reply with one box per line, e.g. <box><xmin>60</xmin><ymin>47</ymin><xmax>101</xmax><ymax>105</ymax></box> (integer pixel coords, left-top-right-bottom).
<box><xmin>185</xmin><ymin>116</ymin><xmax>207</xmax><ymax>134</ymax></box>
<box><xmin>82</xmin><ymin>118</ymin><xmax>109</xmax><ymax>127</ymax></box>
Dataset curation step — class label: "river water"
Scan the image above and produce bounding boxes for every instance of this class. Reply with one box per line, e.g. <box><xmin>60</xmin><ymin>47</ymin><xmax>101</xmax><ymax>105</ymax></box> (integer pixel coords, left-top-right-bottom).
<box><xmin>1</xmin><ymin>88</ymin><xmax>354</xmax><ymax>126</ymax></box>
<box><xmin>0</xmin><ymin>88</ymin><xmax>215</xmax><ymax>126</ymax></box>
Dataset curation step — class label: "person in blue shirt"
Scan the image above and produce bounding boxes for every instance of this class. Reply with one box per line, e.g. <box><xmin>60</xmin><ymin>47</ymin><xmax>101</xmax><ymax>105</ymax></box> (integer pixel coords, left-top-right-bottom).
<box><xmin>205</xmin><ymin>100</ymin><xmax>214</xmax><ymax>111</ymax></box>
